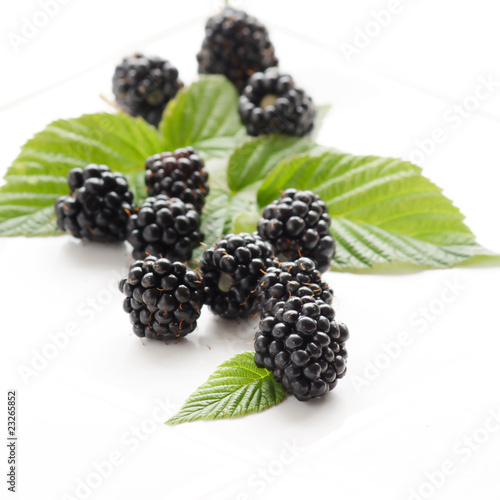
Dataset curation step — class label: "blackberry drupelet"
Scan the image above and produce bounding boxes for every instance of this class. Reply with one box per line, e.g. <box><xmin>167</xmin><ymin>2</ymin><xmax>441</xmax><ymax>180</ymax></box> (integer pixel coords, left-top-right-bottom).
<box><xmin>200</xmin><ymin>233</ymin><xmax>275</xmax><ymax>320</ymax></box>
<box><xmin>258</xmin><ymin>189</ymin><xmax>335</xmax><ymax>273</ymax></box>
<box><xmin>257</xmin><ymin>257</ymin><xmax>333</xmax><ymax>316</ymax></box>
<box><xmin>145</xmin><ymin>147</ymin><xmax>209</xmax><ymax>212</ymax></box>
<box><xmin>238</xmin><ymin>67</ymin><xmax>315</xmax><ymax>136</ymax></box>
<box><xmin>119</xmin><ymin>256</ymin><xmax>204</xmax><ymax>340</ymax></box>
<box><xmin>112</xmin><ymin>53</ymin><xmax>183</xmax><ymax>127</ymax></box>
<box><xmin>127</xmin><ymin>195</ymin><xmax>203</xmax><ymax>261</ymax></box>
<box><xmin>254</xmin><ymin>296</ymin><xmax>349</xmax><ymax>401</ymax></box>
<box><xmin>197</xmin><ymin>7</ymin><xmax>278</xmax><ymax>92</ymax></box>
<box><xmin>54</xmin><ymin>164</ymin><xmax>135</xmax><ymax>243</ymax></box>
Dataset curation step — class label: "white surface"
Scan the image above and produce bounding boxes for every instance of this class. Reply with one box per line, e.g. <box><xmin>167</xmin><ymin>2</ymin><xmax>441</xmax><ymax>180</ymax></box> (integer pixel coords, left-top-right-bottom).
<box><xmin>2</xmin><ymin>1</ymin><xmax>500</xmax><ymax>499</ymax></box>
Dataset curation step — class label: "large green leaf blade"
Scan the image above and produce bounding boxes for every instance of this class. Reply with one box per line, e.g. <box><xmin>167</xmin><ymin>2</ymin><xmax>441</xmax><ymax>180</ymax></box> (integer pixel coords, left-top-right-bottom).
<box><xmin>160</xmin><ymin>76</ymin><xmax>247</xmax><ymax>159</ymax></box>
<box><xmin>167</xmin><ymin>352</ymin><xmax>287</xmax><ymax>425</ymax></box>
<box><xmin>0</xmin><ymin>113</ymin><xmax>162</xmax><ymax>236</ymax></box>
<box><xmin>257</xmin><ymin>153</ymin><xmax>495</xmax><ymax>270</ymax></box>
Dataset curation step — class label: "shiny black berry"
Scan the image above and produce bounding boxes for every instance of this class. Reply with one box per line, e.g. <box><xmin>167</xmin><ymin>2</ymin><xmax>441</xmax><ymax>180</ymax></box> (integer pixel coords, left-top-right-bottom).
<box><xmin>112</xmin><ymin>53</ymin><xmax>183</xmax><ymax>127</ymax></box>
<box><xmin>119</xmin><ymin>256</ymin><xmax>204</xmax><ymax>340</ymax></box>
<box><xmin>254</xmin><ymin>296</ymin><xmax>349</xmax><ymax>401</ymax></box>
<box><xmin>239</xmin><ymin>67</ymin><xmax>315</xmax><ymax>136</ymax></box>
<box><xmin>127</xmin><ymin>195</ymin><xmax>203</xmax><ymax>261</ymax></box>
<box><xmin>145</xmin><ymin>147</ymin><xmax>209</xmax><ymax>212</ymax></box>
<box><xmin>197</xmin><ymin>7</ymin><xmax>278</xmax><ymax>92</ymax></box>
<box><xmin>258</xmin><ymin>189</ymin><xmax>335</xmax><ymax>272</ymax></box>
<box><xmin>54</xmin><ymin>164</ymin><xmax>135</xmax><ymax>243</ymax></box>
<box><xmin>257</xmin><ymin>257</ymin><xmax>333</xmax><ymax>316</ymax></box>
<box><xmin>200</xmin><ymin>232</ymin><xmax>275</xmax><ymax>319</ymax></box>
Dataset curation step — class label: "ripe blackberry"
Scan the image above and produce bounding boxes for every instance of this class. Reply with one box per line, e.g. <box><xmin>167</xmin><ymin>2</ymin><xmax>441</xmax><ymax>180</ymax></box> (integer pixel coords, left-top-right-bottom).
<box><xmin>254</xmin><ymin>296</ymin><xmax>349</xmax><ymax>401</ymax></box>
<box><xmin>258</xmin><ymin>189</ymin><xmax>335</xmax><ymax>273</ymax></box>
<box><xmin>127</xmin><ymin>195</ymin><xmax>203</xmax><ymax>261</ymax></box>
<box><xmin>200</xmin><ymin>233</ymin><xmax>275</xmax><ymax>319</ymax></box>
<box><xmin>112</xmin><ymin>53</ymin><xmax>183</xmax><ymax>127</ymax></box>
<box><xmin>257</xmin><ymin>257</ymin><xmax>333</xmax><ymax>316</ymax></box>
<box><xmin>145</xmin><ymin>147</ymin><xmax>209</xmax><ymax>212</ymax></box>
<box><xmin>238</xmin><ymin>67</ymin><xmax>315</xmax><ymax>136</ymax></box>
<box><xmin>119</xmin><ymin>256</ymin><xmax>204</xmax><ymax>340</ymax></box>
<box><xmin>197</xmin><ymin>7</ymin><xmax>278</xmax><ymax>92</ymax></box>
<box><xmin>54</xmin><ymin>164</ymin><xmax>135</xmax><ymax>243</ymax></box>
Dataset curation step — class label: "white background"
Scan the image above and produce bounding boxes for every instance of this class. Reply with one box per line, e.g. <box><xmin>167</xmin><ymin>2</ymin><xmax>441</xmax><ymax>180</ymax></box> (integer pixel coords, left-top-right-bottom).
<box><xmin>2</xmin><ymin>1</ymin><xmax>500</xmax><ymax>499</ymax></box>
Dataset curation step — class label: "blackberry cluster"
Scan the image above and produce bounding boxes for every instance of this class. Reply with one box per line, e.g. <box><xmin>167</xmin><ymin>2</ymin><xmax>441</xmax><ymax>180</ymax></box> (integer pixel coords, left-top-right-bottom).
<box><xmin>197</xmin><ymin>7</ymin><xmax>278</xmax><ymax>92</ymax></box>
<box><xmin>119</xmin><ymin>256</ymin><xmax>204</xmax><ymax>340</ymax></box>
<box><xmin>112</xmin><ymin>53</ymin><xmax>183</xmax><ymax>127</ymax></box>
<box><xmin>200</xmin><ymin>233</ymin><xmax>275</xmax><ymax>319</ymax></box>
<box><xmin>254</xmin><ymin>296</ymin><xmax>349</xmax><ymax>401</ymax></box>
<box><xmin>239</xmin><ymin>67</ymin><xmax>315</xmax><ymax>137</ymax></box>
<box><xmin>145</xmin><ymin>147</ymin><xmax>209</xmax><ymax>212</ymax></box>
<box><xmin>127</xmin><ymin>195</ymin><xmax>203</xmax><ymax>261</ymax></box>
<box><xmin>55</xmin><ymin>164</ymin><xmax>135</xmax><ymax>243</ymax></box>
<box><xmin>258</xmin><ymin>189</ymin><xmax>335</xmax><ymax>273</ymax></box>
<box><xmin>257</xmin><ymin>257</ymin><xmax>333</xmax><ymax>316</ymax></box>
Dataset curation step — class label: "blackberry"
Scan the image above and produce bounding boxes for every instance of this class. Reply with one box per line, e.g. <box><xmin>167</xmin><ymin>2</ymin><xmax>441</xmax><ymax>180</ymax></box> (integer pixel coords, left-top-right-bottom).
<box><xmin>258</xmin><ymin>189</ymin><xmax>335</xmax><ymax>273</ymax></box>
<box><xmin>119</xmin><ymin>256</ymin><xmax>204</xmax><ymax>340</ymax></box>
<box><xmin>239</xmin><ymin>67</ymin><xmax>315</xmax><ymax>136</ymax></box>
<box><xmin>127</xmin><ymin>195</ymin><xmax>203</xmax><ymax>261</ymax></box>
<box><xmin>254</xmin><ymin>296</ymin><xmax>349</xmax><ymax>401</ymax></box>
<box><xmin>145</xmin><ymin>147</ymin><xmax>209</xmax><ymax>212</ymax></box>
<box><xmin>200</xmin><ymin>233</ymin><xmax>275</xmax><ymax>319</ymax></box>
<box><xmin>112</xmin><ymin>53</ymin><xmax>183</xmax><ymax>127</ymax></box>
<box><xmin>257</xmin><ymin>257</ymin><xmax>333</xmax><ymax>316</ymax></box>
<box><xmin>197</xmin><ymin>7</ymin><xmax>278</xmax><ymax>92</ymax></box>
<box><xmin>54</xmin><ymin>164</ymin><xmax>135</xmax><ymax>243</ymax></box>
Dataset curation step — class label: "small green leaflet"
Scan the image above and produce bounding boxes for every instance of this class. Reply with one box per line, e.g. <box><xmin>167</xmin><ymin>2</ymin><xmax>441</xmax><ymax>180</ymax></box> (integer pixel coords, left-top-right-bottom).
<box><xmin>256</xmin><ymin>152</ymin><xmax>494</xmax><ymax>270</ymax></box>
<box><xmin>160</xmin><ymin>75</ymin><xmax>248</xmax><ymax>158</ymax></box>
<box><xmin>166</xmin><ymin>351</ymin><xmax>287</xmax><ymax>425</ymax></box>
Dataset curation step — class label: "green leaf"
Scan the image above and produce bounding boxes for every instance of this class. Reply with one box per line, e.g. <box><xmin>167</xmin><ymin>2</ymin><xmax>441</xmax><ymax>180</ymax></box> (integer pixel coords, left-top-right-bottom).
<box><xmin>194</xmin><ymin>187</ymin><xmax>231</xmax><ymax>259</ymax></box>
<box><xmin>192</xmin><ymin>186</ymin><xmax>259</xmax><ymax>263</ymax></box>
<box><xmin>0</xmin><ymin>113</ymin><xmax>163</xmax><ymax>236</ymax></box>
<box><xmin>160</xmin><ymin>75</ymin><xmax>247</xmax><ymax>160</ymax></box>
<box><xmin>166</xmin><ymin>351</ymin><xmax>287</xmax><ymax>425</ymax></box>
<box><xmin>257</xmin><ymin>152</ymin><xmax>495</xmax><ymax>270</ymax></box>
<box><xmin>227</xmin><ymin>134</ymin><xmax>324</xmax><ymax>192</ymax></box>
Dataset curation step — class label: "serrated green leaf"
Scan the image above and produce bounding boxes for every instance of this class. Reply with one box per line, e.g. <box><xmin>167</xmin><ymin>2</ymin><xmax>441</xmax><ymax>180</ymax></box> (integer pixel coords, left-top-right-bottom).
<box><xmin>227</xmin><ymin>134</ymin><xmax>324</xmax><ymax>192</ymax></box>
<box><xmin>0</xmin><ymin>113</ymin><xmax>163</xmax><ymax>236</ymax></box>
<box><xmin>167</xmin><ymin>351</ymin><xmax>287</xmax><ymax>425</ymax></box>
<box><xmin>257</xmin><ymin>152</ymin><xmax>495</xmax><ymax>270</ymax></box>
<box><xmin>160</xmin><ymin>76</ymin><xmax>247</xmax><ymax>159</ymax></box>
<box><xmin>193</xmin><ymin>187</ymin><xmax>231</xmax><ymax>260</ymax></box>
<box><xmin>192</xmin><ymin>187</ymin><xmax>259</xmax><ymax>262</ymax></box>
